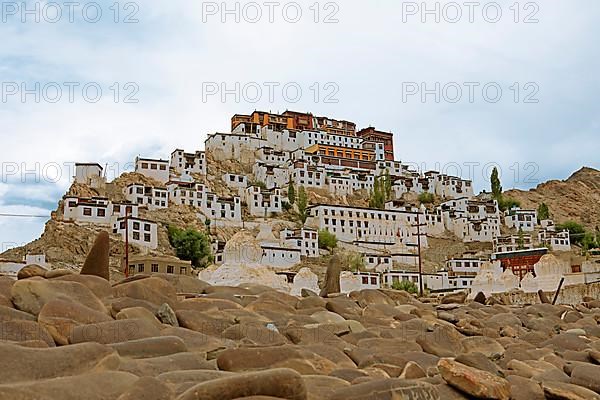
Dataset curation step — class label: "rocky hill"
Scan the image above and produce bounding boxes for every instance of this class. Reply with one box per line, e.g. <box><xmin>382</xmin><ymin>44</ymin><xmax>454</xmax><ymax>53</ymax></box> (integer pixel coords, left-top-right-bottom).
<box><xmin>505</xmin><ymin>167</ymin><xmax>600</xmax><ymax>230</ymax></box>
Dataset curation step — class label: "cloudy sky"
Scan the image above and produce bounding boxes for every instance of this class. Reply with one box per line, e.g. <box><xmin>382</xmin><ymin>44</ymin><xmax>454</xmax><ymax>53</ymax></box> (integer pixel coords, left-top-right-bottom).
<box><xmin>1</xmin><ymin>0</ymin><xmax>598</xmax><ymax>249</ymax></box>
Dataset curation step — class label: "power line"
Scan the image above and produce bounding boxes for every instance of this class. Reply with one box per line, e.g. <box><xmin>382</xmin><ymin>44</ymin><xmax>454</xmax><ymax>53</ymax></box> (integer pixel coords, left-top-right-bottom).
<box><xmin>0</xmin><ymin>213</ymin><xmax>49</xmax><ymax>219</ymax></box>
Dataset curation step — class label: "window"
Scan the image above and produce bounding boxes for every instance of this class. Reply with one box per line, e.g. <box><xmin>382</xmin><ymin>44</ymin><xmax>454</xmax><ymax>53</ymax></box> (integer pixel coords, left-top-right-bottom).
<box><xmin>141</xmin><ymin>163</ymin><xmax>148</xmax><ymax>169</ymax></box>
<box><xmin>97</xmin><ymin>209</ymin><xmax>106</xmax><ymax>217</ymax></box>
<box><xmin>167</xmin><ymin>265</ymin><xmax>174</xmax><ymax>274</ymax></box>
<box><xmin>138</xmin><ymin>264</ymin><xmax>145</xmax><ymax>273</ymax></box>
<box><xmin>144</xmin><ymin>233</ymin><xmax>151</xmax><ymax>242</ymax></box>
<box><xmin>151</xmin><ymin>264</ymin><xmax>159</xmax><ymax>273</ymax></box>
<box><xmin>180</xmin><ymin>267</ymin><xmax>187</xmax><ymax>275</ymax></box>
<box><xmin>132</xmin><ymin>232</ymin><xmax>140</xmax><ymax>240</ymax></box>
<box><xmin>68</xmin><ymin>201</ymin><xmax>77</xmax><ymax>207</ymax></box>
<box><xmin>144</xmin><ymin>224</ymin><xmax>151</xmax><ymax>232</ymax></box>
<box><xmin>129</xmin><ymin>265</ymin><xmax>135</xmax><ymax>275</ymax></box>
<box><xmin>159</xmin><ymin>165</ymin><xmax>166</xmax><ymax>170</ymax></box>
<box><xmin>83</xmin><ymin>208</ymin><xmax>92</xmax><ymax>216</ymax></box>
<box><xmin>133</xmin><ymin>222</ymin><xmax>140</xmax><ymax>230</ymax></box>
<box><xmin>151</xmin><ymin>163</ymin><xmax>157</xmax><ymax>170</ymax></box>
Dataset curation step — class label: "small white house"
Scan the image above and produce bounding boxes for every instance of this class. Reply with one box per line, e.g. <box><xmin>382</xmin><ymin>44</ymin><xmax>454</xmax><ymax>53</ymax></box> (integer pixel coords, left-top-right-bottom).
<box><xmin>171</xmin><ymin>149</ymin><xmax>207</xmax><ymax>176</ymax></box>
<box><xmin>223</xmin><ymin>173</ymin><xmax>248</xmax><ymax>190</ymax></box>
<box><xmin>539</xmin><ymin>229</ymin><xmax>571</xmax><ymax>251</ymax></box>
<box><xmin>135</xmin><ymin>157</ymin><xmax>170</xmax><ymax>184</ymax></box>
<box><xmin>364</xmin><ymin>254</ymin><xmax>393</xmax><ymax>271</ymax></box>
<box><xmin>124</xmin><ymin>184</ymin><xmax>169</xmax><ymax>210</ymax></box>
<box><xmin>281</xmin><ymin>228</ymin><xmax>319</xmax><ymax>258</ymax></box>
<box><xmin>244</xmin><ymin>186</ymin><xmax>282</xmax><ymax>217</ymax></box>
<box><xmin>493</xmin><ymin>234</ymin><xmax>533</xmax><ymax>253</ymax></box>
<box><xmin>167</xmin><ymin>181</ymin><xmax>242</xmax><ymax>222</ymax></box>
<box><xmin>63</xmin><ymin>196</ymin><xmax>138</xmax><ymax>226</ymax></box>
<box><xmin>74</xmin><ymin>163</ymin><xmax>105</xmax><ymax>188</ymax></box>
<box><xmin>113</xmin><ymin>217</ymin><xmax>158</xmax><ymax>250</ymax></box>
<box><xmin>261</xmin><ymin>246</ymin><xmax>301</xmax><ymax>270</ymax></box>
<box><xmin>505</xmin><ymin>207</ymin><xmax>537</xmax><ymax>232</ymax></box>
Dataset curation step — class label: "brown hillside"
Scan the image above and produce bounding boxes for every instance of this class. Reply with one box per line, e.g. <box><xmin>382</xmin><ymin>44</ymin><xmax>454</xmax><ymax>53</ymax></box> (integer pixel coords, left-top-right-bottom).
<box><xmin>504</xmin><ymin>167</ymin><xmax>600</xmax><ymax>230</ymax></box>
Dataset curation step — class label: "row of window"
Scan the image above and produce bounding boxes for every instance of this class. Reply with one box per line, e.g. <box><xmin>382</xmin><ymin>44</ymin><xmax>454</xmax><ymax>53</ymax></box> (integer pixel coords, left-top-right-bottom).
<box><xmin>129</xmin><ymin>264</ymin><xmax>187</xmax><ymax>274</ymax></box>
<box><xmin>140</xmin><ymin>162</ymin><xmax>167</xmax><ymax>171</ymax></box>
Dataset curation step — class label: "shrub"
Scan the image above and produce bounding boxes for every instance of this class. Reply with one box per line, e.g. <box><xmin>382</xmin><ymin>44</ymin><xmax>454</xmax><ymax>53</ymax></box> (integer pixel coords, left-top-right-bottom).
<box><xmin>557</xmin><ymin>221</ymin><xmax>586</xmax><ymax>245</ymax></box>
<box><xmin>318</xmin><ymin>230</ymin><xmax>338</xmax><ymax>250</ymax></box>
<box><xmin>167</xmin><ymin>226</ymin><xmax>213</xmax><ymax>268</ymax></box>
<box><xmin>537</xmin><ymin>202</ymin><xmax>550</xmax><ymax>221</ymax></box>
<box><xmin>418</xmin><ymin>192</ymin><xmax>434</xmax><ymax>204</ymax></box>
<box><xmin>392</xmin><ymin>280</ymin><xmax>418</xmax><ymax>294</ymax></box>
<box><xmin>499</xmin><ymin>197</ymin><xmax>521</xmax><ymax>212</ymax></box>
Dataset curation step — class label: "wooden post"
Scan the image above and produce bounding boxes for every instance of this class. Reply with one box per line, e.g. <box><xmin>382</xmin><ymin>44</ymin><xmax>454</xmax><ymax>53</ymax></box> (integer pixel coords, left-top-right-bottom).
<box><xmin>552</xmin><ymin>277</ymin><xmax>565</xmax><ymax>305</ymax></box>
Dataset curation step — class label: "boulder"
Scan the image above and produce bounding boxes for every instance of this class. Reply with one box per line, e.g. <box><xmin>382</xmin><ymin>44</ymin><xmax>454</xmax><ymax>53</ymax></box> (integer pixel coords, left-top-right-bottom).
<box><xmin>110</xmin><ymin>336</ymin><xmax>188</xmax><ymax>359</ymax></box>
<box><xmin>438</xmin><ymin>359</ymin><xmax>511</xmax><ymax>400</ymax></box>
<box><xmin>119</xmin><ymin>352</ymin><xmax>215</xmax><ymax>377</ymax></box>
<box><xmin>160</xmin><ymin>326</ymin><xmax>228</xmax><ymax>354</ymax></box>
<box><xmin>0</xmin><ymin>320</ymin><xmax>55</xmax><ymax>347</ymax></box>
<box><xmin>157</xmin><ymin>303</ymin><xmax>179</xmax><ymax>326</ymax></box>
<box><xmin>302</xmin><ymin>375</ymin><xmax>349</xmax><ymax>400</ymax></box>
<box><xmin>116</xmin><ymin>307</ymin><xmax>163</xmax><ymax>329</ymax></box>
<box><xmin>570</xmin><ymin>364</ymin><xmax>600</xmax><ymax>394</ymax></box>
<box><xmin>176</xmin><ymin>368</ymin><xmax>307</xmax><ymax>400</ymax></box>
<box><xmin>54</xmin><ymin>274</ymin><xmax>112</xmax><ymax>299</ymax></box>
<box><xmin>117</xmin><ymin>376</ymin><xmax>173</xmax><ymax>400</ymax></box>
<box><xmin>217</xmin><ymin>345</ymin><xmax>337</xmax><ymax>375</ymax></box>
<box><xmin>80</xmin><ymin>231</ymin><xmax>110</xmax><ymax>281</ymax></box>
<box><xmin>113</xmin><ymin>277</ymin><xmax>178</xmax><ymax>309</ymax></box>
<box><xmin>38</xmin><ymin>299</ymin><xmax>113</xmax><ymax>345</ymax></box>
<box><xmin>320</xmin><ymin>256</ymin><xmax>341</xmax><ymax>297</ymax></box>
<box><xmin>542</xmin><ymin>381</ymin><xmax>600</xmax><ymax>400</ymax></box>
<box><xmin>17</xmin><ymin>264</ymin><xmax>47</xmax><ymax>280</ymax></box>
<box><xmin>0</xmin><ymin>305</ymin><xmax>36</xmax><ymax>322</ymax></box>
<box><xmin>0</xmin><ymin>342</ymin><xmax>119</xmax><ymax>383</ymax></box>
<box><xmin>455</xmin><ymin>352</ymin><xmax>502</xmax><ymax>376</ymax></box>
<box><xmin>69</xmin><ymin>318</ymin><xmax>161</xmax><ymax>345</ymax></box>
<box><xmin>441</xmin><ymin>292</ymin><xmax>467</xmax><ymax>305</ymax></box>
<box><xmin>506</xmin><ymin>375</ymin><xmax>544</xmax><ymax>400</ymax></box>
<box><xmin>0</xmin><ymin>371</ymin><xmax>137</xmax><ymax>400</ymax></box>
<box><xmin>329</xmin><ymin>379</ymin><xmax>439</xmax><ymax>400</ymax></box>
<box><xmin>10</xmin><ymin>279</ymin><xmax>108</xmax><ymax>316</ymax></box>
<box><xmin>461</xmin><ymin>336</ymin><xmax>505</xmax><ymax>359</ymax></box>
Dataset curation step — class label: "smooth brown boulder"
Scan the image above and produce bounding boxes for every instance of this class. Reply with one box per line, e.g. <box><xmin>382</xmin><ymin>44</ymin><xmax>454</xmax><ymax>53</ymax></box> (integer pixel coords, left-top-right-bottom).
<box><xmin>329</xmin><ymin>379</ymin><xmax>439</xmax><ymax>400</ymax></box>
<box><xmin>116</xmin><ymin>307</ymin><xmax>163</xmax><ymax>329</ymax></box>
<box><xmin>0</xmin><ymin>342</ymin><xmax>119</xmax><ymax>383</ymax></box>
<box><xmin>119</xmin><ymin>352</ymin><xmax>215</xmax><ymax>377</ymax></box>
<box><xmin>570</xmin><ymin>364</ymin><xmax>600</xmax><ymax>394</ymax></box>
<box><xmin>217</xmin><ymin>345</ymin><xmax>337</xmax><ymax>375</ymax></box>
<box><xmin>55</xmin><ymin>274</ymin><xmax>112</xmax><ymax>299</ymax></box>
<box><xmin>542</xmin><ymin>381</ymin><xmax>600</xmax><ymax>400</ymax></box>
<box><xmin>160</xmin><ymin>326</ymin><xmax>228</xmax><ymax>353</ymax></box>
<box><xmin>0</xmin><ymin>320</ymin><xmax>55</xmax><ymax>347</ymax></box>
<box><xmin>69</xmin><ymin>318</ymin><xmax>161</xmax><ymax>345</ymax></box>
<box><xmin>80</xmin><ymin>231</ymin><xmax>110</xmax><ymax>281</ymax></box>
<box><xmin>438</xmin><ymin>359</ymin><xmax>511</xmax><ymax>400</ymax></box>
<box><xmin>320</xmin><ymin>256</ymin><xmax>341</xmax><ymax>297</ymax></box>
<box><xmin>0</xmin><ymin>305</ymin><xmax>36</xmax><ymax>322</ymax></box>
<box><xmin>113</xmin><ymin>277</ymin><xmax>178</xmax><ymax>309</ymax></box>
<box><xmin>302</xmin><ymin>375</ymin><xmax>350</xmax><ymax>400</ymax></box>
<box><xmin>117</xmin><ymin>376</ymin><xmax>174</xmax><ymax>400</ymax></box>
<box><xmin>17</xmin><ymin>264</ymin><xmax>47</xmax><ymax>280</ymax></box>
<box><xmin>110</xmin><ymin>336</ymin><xmax>188</xmax><ymax>359</ymax></box>
<box><xmin>506</xmin><ymin>375</ymin><xmax>544</xmax><ymax>400</ymax></box>
<box><xmin>441</xmin><ymin>292</ymin><xmax>467</xmax><ymax>305</ymax></box>
<box><xmin>177</xmin><ymin>368</ymin><xmax>307</xmax><ymax>400</ymax></box>
<box><xmin>0</xmin><ymin>371</ymin><xmax>137</xmax><ymax>400</ymax></box>
<box><xmin>538</xmin><ymin>290</ymin><xmax>552</xmax><ymax>304</ymax></box>
<box><xmin>473</xmin><ymin>292</ymin><xmax>487</xmax><ymax>304</ymax></box>
<box><xmin>38</xmin><ymin>299</ymin><xmax>113</xmax><ymax>345</ymax></box>
<box><xmin>10</xmin><ymin>279</ymin><xmax>108</xmax><ymax>316</ymax></box>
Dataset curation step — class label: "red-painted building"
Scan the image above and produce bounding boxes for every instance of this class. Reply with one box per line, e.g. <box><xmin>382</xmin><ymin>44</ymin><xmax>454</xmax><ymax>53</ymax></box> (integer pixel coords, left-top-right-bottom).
<box><xmin>357</xmin><ymin>127</ymin><xmax>395</xmax><ymax>161</ymax></box>
<box><xmin>491</xmin><ymin>248</ymin><xmax>549</xmax><ymax>280</ymax></box>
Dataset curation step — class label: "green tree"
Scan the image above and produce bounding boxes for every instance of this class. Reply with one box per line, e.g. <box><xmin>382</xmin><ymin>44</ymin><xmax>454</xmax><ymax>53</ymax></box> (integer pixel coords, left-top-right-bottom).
<box><xmin>517</xmin><ymin>228</ymin><xmax>525</xmax><ymax>250</ymax></box>
<box><xmin>287</xmin><ymin>182</ymin><xmax>296</xmax><ymax>205</ymax></box>
<box><xmin>318</xmin><ymin>230</ymin><xmax>338</xmax><ymax>250</ymax></box>
<box><xmin>490</xmin><ymin>167</ymin><xmax>502</xmax><ymax>200</ymax></box>
<box><xmin>557</xmin><ymin>221</ymin><xmax>586</xmax><ymax>246</ymax></box>
<box><xmin>168</xmin><ymin>226</ymin><xmax>213</xmax><ymax>268</ymax></box>
<box><xmin>296</xmin><ymin>186</ymin><xmax>308</xmax><ymax>224</ymax></box>
<box><xmin>582</xmin><ymin>232</ymin><xmax>599</xmax><ymax>252</ymax></box>
<box><xmin>392</xmin><ymin>280</ymin><xmax>418</xmax><ymax>294</ymax></box>
<box><xmin>348</xmin><ymin>252</ymin><xmax>365</xmax><ymax>272</ymax></box>
<box><xmin>418</xmin><ymin>192</ymin><xmax>434</xmax><ymax>204</ymax></box>
<box><xmin>369</xmin><ymin>172</ymin><xmax>390</xmax><ymax>210</ymax></box>
<box><xmin>537</xmin><ymin>202</ymin><xmax>550</xmax><ymax>221</ymax></box>
<box><xmin>499</xmin><ymin>197</ymin><xmax>520</xmax><ymax>212</ymax></box>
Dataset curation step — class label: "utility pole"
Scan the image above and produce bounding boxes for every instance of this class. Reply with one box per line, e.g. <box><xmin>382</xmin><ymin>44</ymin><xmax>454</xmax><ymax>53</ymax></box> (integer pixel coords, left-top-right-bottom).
<box><xmin>124</xmin><ymin>209</ymin><xmax>130</xmax><ymax>278</ymax></box>
<box><xmin>413</xmin><ymin>217</ymin><xmax>427</xmax><ymax>298</ymax></box>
